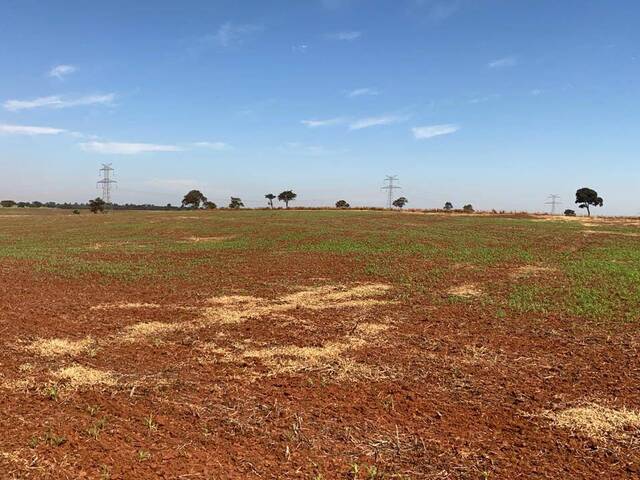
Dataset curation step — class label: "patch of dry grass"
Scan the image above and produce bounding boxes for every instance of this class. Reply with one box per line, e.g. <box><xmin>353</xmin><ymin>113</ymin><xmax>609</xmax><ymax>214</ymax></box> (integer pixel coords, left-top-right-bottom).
<box><xmin>122</xmin><ymin>321</ymin><xmax>182</xmax><ymax>342</ymax></box>
<box><xmin>511</xmin><ymin>265</ymin><xmax>556</xmax><ymax>278</ymax></box>
<box><xmin>548</xmin><ymin>403</ymin><xmax>640</xmax><ymax>439</ymax></box>
<box><xmin>26</xmin><ymin>337</ymin><xmax>94</xmax><ymax>357</ymax></box>
<box><xmin>54</xmin><ymin>365</ymin><xmax>116</xmax><ymax>387</ymax></box>
<box><xmin>447</xmin><ymin>284</ymin><xmax>482</xmax><ymax>298</ymax></box>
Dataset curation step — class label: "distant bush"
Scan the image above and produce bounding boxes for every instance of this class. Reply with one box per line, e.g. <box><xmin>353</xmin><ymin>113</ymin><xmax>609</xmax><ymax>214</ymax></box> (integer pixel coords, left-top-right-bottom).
<box><xmin>564</xmin><ymin>209</ymin><xmax>576</xmax><ymax>217</ymax></box>
<box><xmin>463</xmin><ymin>204</ymin><xmax>474</xmax><ymax>213</ymax></box>
<box><xmin>0</xmin><ymin>200</ymin><xmax>16</xmax><ymax>208</ymax></box>
<box><xmin>72</xmin><ymin>209</ymin><xmax>80</xmax><ymax>215</ymax></box>
<box><xmin>335</xmin><ymin>200</ymin><xmax>350</xmax><ymax>209</ymax></box>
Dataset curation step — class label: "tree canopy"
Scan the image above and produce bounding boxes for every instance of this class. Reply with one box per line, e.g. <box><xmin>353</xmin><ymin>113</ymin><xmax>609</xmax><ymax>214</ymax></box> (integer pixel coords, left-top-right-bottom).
<box><xmin>182</xmin><ymin>190</ymin><xmax>207</xmax><ymax>209</ymax></box>
<box><xmin>463</xmin><ymin>204</ymin><xmax>474</xmax><ymax>213</ymax></box>
<box><xmin>278</xmin><ymin>190</ymin><xmax>297</xmax><ymax>208</ymax></box>
<box><xmin>229</xmin><ymin>197</ymin><xmax>244</xmax><ymax>209</ymax></box>
<box><xmin>335</xmin><ymin>200</ymin><xmax>350</xmax><ymax>209</ymax></box>
<box><xmin>89</xmin><ymin>197</ymin><xmax>106</xmax><ymax>214</ymax></box>
<box><xmin>443</xmin><ymin>202</ymin><xmax>453</xmax><ymax>211</ymax></box>
<box><xmin>392</xmin><ymin>197</ymin><xmax>408</xmax><ymax>209</ymax></box>
<box><xmin>575</xmin><ymin>188</ymin><xmax>603</xmax><ymax>216</ymax></box>
<box><xmin>265</xmin><ymin>193</ymin><xmax>276</xmax><ymax>208</ymax></box>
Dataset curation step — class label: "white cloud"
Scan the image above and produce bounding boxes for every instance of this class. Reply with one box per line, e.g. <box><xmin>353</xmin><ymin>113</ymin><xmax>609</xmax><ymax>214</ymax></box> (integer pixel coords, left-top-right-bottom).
<box><xmin>488</xmin><ymin>56</ymin><xmax>518</xmax><ymax>68</ymax></box>
<box><xmin>48</xmin><ymin>64</ymin><xmax>77</xmax><ymax>80</ymax></box>
<box><xmin>4</xmin><ymin>93</ymin><xmax>115</xmax><ymax>112</ymax></box>
<box><xmin>212</xmin><ymin>22</ymin><xmax>263</xmax><ymax>47</ymax></box>
<box><xmin>193</xmin><ymin>141</ymin><xmax>232</xmax><ymax>151</ymax></box>
<box><xmin>301</xmin><ymin>118</ymin><xmax>345</xmax><ymax>128</ymax></box>
<box><xmin>80</xmin><ymin>141</ymin><xmax>183</xmax><ymax>155</ymax></box>
<box><xmin>347</xmin><ymin>87</ymin><xmax>380</xmax><ymax>98</ymax></box>
<box><xmin>326</xmin><ymin>31</ymin><xmax>362</xmax><ymax>41</ymax></box>
<box><xmin>0</xmin><ymin>123</ymin><xmax>66</xmax><ymax>135</ymax></box>
<box><xmin>349</xmin><ymin>115</ymin><xmax>406</xmax><ymax>130</ymax></box>
<box><xmin>530</xmin><ymin>89</ymin><xmax>543</xmax><ymax>96</ymax></box>
<box><xmin>292</xmin><ymin>44</ymin><xmax>309</xmax><ymax>53</ymax></box>
<box><xmin>412</xmin><ymin>123</ymin><xmax>459</xmax><ymax>139</ymax></box>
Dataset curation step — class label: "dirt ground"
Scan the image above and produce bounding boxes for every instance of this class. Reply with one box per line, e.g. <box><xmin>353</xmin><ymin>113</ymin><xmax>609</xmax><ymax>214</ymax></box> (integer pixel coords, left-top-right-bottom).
<box><xmin>1</xmin><ymin>209</ymin><xmax>639</xmax><ymax>479</ymax></box>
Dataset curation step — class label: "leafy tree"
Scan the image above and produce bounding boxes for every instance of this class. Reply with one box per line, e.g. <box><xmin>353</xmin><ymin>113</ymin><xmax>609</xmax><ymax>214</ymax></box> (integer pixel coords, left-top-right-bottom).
<box><xmin>463</xmin><ymin>204</ymin><xmax>474</xmax><ymax>213</ymax></box>
<box><xmin>0</xmin><ymin>200</ymin><xmax>16</xmax><ymax>208</ymax></box>
<box><xmin>72</xmin><ymin>209</ymin><xmax>81</xmax><ymax>215</ymax></box>
<box><xmin>392</xmin><ymin>197</ymin><xmax>408</xmax><ymax>209</ymax></box>
<box><xmin>564</xmin><ymin>209</ymin><xmax>576</xmax><ymax>217</ymax></box>
<box><xmin>335</xmin><ymin>200</ymin><xmax>350</xmax><ymax>209</ymax></box>
<box><xmin>265</xmin><ymin>193</ymin><xmax>276</xmax><ymax>208</ymax></box>
<box><xmin>203</xmin><ymin>201</ymin><xmax>217</xmax><ymax>209</ymax></box>
<box><xmin>182</xmin><ymin>190</ymin><xmax>207</xmax><ymax>209</ymax></box>
<box><xmin>443</xmin><ymin>202</ymin><xmax>453</xmax><ymax>211</ymax></box>
<box><xmin>31</xmin><ymin>201</ymin><xmax>43</xmax><ymax>208</ymax></box>
<box><xmin>89</xmin><ymin>197</ymin><xmax>106</xmax><ymax>214</ymax></box>
<box><xmin>575</xmin><ymin>187</ymin><xmax>603</xmax><ymax>216</ymax></box>
<box><xmin>278</xmin><ymin>190</ymin><xmax>297</xmax><ymax>208</ymax></box>
<box><xmin>229</xmin><ymin>197</ymin><xmax>244</xmax><ymax>209</ymax></box>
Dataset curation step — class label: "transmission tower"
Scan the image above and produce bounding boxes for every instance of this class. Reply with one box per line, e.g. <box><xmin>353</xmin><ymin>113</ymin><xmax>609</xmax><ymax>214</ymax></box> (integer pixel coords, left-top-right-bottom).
<box><xmin>545</xmin><ymin>194</ymin><xmax>562</xmax><ymax>215</ymax></box>
<box><xmin>97</xmin><ymin>163</ymin><xmax>117</xmax><ymax>206</ymax></box>
<box><xmin>381</xmin><ymin>175</ymin><xmax>401</xmax><ymax>209</ymax></box>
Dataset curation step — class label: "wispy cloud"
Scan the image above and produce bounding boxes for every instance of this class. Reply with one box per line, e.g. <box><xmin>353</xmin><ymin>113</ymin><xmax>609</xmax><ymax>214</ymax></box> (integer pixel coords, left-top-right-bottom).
<box><xmin>292</xmin><ymin>44</ymin><xmax>309</xmax><ymax>53</ymax></box>
<box><xmin>488</xmin><ymin>56</ymin><xmax>518</xmax><ymax>68</ymax></box>
<box><xmin>325</xmin><ymin>31</ymin><xmax>362</xmax><ymax>41</ymax></box>
<box><xmin>349</xmin><ymin>115</ymin><xmax>406</xmax><ymax>130</ymax></box>
<box><xmin>48</xmin><ymin>64</ymin><xmax>77</xmax><ymax>80</ymax></box>
<box><xmin>0</xmin><ymin>123</ymin><xmax>66</xmax><ymax>135</ymax></box>
<box><xmin>4</xmin><ymin>93</ymin><xmax>115</xmax><ymax>112</ymax></box>
<box><xmin>79</xmin><ymin>141</ymin><xmax>183</xmax><ymax>155</ymax></box>
<box><xmin>301</xmin><ymin>117</ymin><xmax>345</xmax><ymax>128</ymax></box>
<box><xmin>193</xmin><ymin>141</ymin><xmax>232</xmax><ymax>151</ymax></box>
<box><xmin>469</xmin><ymin>93</ymin><xmax>501</xmax><ymax>104</ymax></box>
<box><xmin>212</xmin><ymin>22</ymin><xmax>263</xmax><ymax>47</ymax></box>
<box><xmin>530</xmin><ymin>89</ymin><xmax>543</xmax><ymax>96</ymax></box>
<box><xmin>411</xmin><ymin>0</ymin><xmax>462</xmax><ymax>22</ymax></box>
<box><xmin>412</xmin><ymin>124</ymin><xmax>459</xmax><ymax>139</ymax></box>
<box><xmin>347</xmin><ymin>87</ymin><xmax>380</xmax><ymax>98</ymax></box>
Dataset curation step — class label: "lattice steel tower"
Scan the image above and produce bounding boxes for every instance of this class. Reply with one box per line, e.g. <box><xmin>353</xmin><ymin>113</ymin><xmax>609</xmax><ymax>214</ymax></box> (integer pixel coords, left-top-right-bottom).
<box><xmin>382</xmin><ymin>175</ymin><xmax>401</xmax><ymax>209</ymax></box>
<box><xmin>97</xmin><ymin>163</ymin><xmax>117</xmax><ymax>205</ymax></box>
<box><xmin>545</xmin><ymin>194</ymin><xmax>561</xmax><ymax>215</ymax></box>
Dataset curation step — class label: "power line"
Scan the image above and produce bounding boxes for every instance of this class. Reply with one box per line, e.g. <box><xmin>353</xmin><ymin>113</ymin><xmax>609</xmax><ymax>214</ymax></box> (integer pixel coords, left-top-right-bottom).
<box><xmin>545</xmin><ymin>194</ymin><xmax>562</xmax><ymax>215</ymax></box>
<box><xmin>381</xmin><ymin>175</ymin><xmax>401</xmax><ymax>209</ymax></box>
<box><xmin>97</xmin><ymin>163</ymin><xmax>117</xmax><ymax>206</ymax></box>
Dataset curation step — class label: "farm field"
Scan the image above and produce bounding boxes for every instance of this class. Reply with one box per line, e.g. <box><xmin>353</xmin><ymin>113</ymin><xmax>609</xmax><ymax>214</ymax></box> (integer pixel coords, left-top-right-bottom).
<box><xmin>1</xmin><ymin>209</ymin><xmax>640</xmax><ymax>479</ymax></box>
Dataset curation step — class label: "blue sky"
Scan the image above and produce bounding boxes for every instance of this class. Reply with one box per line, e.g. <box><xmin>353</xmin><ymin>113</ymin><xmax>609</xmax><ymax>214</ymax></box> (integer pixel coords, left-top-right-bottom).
<box><xmin>1</xmin><ymin>0</ymin><xmax>639</xmax><ymax>213</ymax></box>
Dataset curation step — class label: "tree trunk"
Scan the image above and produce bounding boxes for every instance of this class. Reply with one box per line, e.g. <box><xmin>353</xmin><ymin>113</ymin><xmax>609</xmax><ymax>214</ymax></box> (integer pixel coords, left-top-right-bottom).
<box><xmin>587</xmin><ymin>205</ymin><xmax>591</xmax><ymax>216</ymax></box>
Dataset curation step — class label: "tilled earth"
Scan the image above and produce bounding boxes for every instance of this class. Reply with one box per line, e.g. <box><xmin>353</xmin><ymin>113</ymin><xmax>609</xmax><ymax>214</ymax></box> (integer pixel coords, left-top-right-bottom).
<box><xmin>1</xmin><ymin>210</ymin><xmax>639</xmax><ymax>479</ymax></box>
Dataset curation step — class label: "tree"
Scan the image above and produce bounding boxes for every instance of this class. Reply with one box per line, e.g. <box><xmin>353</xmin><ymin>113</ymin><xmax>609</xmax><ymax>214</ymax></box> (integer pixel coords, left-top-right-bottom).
<box><xmin>182</xmin><ymin>190</ymin><xmax>207</xmax><ymax>209</ymax></box>
<box><xmin>0</xmin><ymin>200</ymin><xmax>16</xmax><ymax>208</ymax></box>
<box><xmin>443</xmin><ymin>202</ymin><xmax>453</xmax><ymax>211</ymax></box>
<box><xmin>335</xmin><ymin>200</ymin><xmax>350</xmax><ymax>209</ymax></box>
<box><xmin>31</xmin><ymin>201</ymin><xmax>43</xmax><ymax>208</ymax></box>
<box><xmin>229</xmin><ymin>197</ymin><xmax>244</xmax><ymax>209</ymax></box>
<box><xmin>575</xmin><ymin>187</ymin><xmax>603</xmax><ymax>216</ymax></box>
<box><xmin>278</xmin><ymin>190</ymin><xmax>297</xmax><ymax>208</ymax></box>
<box><xmin>463</xmin><ymin>204</ymin><xmax>474</xmax><ymax>213</ymax></box>
<box><xmin>203</xmin><ymin>201</ymin><xmax>217</xmax><ymax>209</ymax></box>
<box><xmin>89</xmin><ymin>197</ymin><xmax>106</xmax><ymax>214</ymax></box>
<box><xmin>265</xmin><ymin>193</ymin><xmax>276</xmax><ymax>209</ymax></box>
<box><xmin>564</xmin><ymin>209</ymin><xmax>576</xmax><ymax>217</ymax></box>
<box><xmin>392</xmin><ymin>197</ymin><xmax>408</xmax><ymax>209</ymax></box>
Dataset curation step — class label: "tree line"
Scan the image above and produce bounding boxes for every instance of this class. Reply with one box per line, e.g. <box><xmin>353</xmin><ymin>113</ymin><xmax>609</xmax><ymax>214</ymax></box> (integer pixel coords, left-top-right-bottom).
<box><xmin>1</xmin><ymin>187</ymin><xmax>604</xmax><ymax>216</ymax></box>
